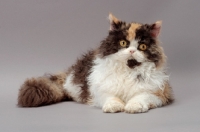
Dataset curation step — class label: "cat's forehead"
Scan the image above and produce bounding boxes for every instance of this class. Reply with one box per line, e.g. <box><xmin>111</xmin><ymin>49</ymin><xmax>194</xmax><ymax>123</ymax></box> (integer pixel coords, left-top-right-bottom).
<box><xmin>127</xmin><ymin>23</ymin><xmax>142</xmax><ymax>41</ymax></box>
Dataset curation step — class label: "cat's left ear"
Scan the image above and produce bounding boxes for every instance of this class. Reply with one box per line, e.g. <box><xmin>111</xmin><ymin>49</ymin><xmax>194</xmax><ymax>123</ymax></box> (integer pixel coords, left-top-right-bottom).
<box><xmin>150</xmin><ymin>21</ymin><xmax>162</xmax><ymax>38</ymax></box>
<box><xmin>108</xmin><ymin>13</ymin><xmax>121</xmax><ymax>31</ymax></box>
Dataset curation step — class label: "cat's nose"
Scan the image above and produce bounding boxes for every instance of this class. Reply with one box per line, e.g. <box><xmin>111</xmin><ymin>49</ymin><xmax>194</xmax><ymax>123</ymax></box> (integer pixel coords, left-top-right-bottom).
<box><xmin>129</xmin><ymin>50</ymin><xmax>135</xmax><ymax>54</ymax></box>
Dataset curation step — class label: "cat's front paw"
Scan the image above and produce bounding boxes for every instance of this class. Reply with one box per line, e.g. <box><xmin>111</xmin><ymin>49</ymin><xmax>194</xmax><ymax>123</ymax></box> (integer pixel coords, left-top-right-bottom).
<box><xmin>125</xmin><ymin>102</ymin><xmax>149</xmax><ymax>114</ymax></box>
<box><xmin>102</xmin><ymin>98</ymin><xmax>125</xmax><ymax>113</ymax></box>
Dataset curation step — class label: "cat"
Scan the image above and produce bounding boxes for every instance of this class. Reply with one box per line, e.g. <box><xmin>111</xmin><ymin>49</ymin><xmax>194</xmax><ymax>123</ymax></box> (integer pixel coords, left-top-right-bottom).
<box><xmin>18</xmin><ymin>13</ymin><xmax>173</xmax><ymax>113</ymax></box>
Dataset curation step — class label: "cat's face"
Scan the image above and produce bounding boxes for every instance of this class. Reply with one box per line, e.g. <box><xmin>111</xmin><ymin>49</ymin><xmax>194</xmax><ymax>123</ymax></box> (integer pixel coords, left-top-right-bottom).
<box><xmin>99</xmin><ymin>14</ymin><xmax>166</xmax><ymax>69</ymax></box>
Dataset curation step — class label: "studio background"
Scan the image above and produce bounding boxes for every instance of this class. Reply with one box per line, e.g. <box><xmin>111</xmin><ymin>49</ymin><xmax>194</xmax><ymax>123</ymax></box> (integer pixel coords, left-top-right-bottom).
<box><xmin>0</xmin><ymin>0</ymin><xmax>200</xmax><ymax>132</ymax></box>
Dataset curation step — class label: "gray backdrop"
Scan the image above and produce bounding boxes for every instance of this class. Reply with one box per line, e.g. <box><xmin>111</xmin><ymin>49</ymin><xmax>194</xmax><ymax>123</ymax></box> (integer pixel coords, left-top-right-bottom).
<box><xmin>1</xmin><ymin>0</ymin><xmax>200</xmax><ymax>132</ymax></box>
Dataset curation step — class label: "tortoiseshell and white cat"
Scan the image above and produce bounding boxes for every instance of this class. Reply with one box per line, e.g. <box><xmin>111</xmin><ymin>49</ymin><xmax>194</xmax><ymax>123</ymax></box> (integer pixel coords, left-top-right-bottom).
<box><xmin>18</xmin><ymin>14</ymin><xmax>173</xmax><ymax>113</ymax></box>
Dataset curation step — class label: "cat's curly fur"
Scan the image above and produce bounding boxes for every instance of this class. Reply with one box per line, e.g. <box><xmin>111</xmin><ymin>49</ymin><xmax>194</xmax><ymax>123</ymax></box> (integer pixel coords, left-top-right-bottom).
<box><xmin>18</xmin><ymin>13</ymin><xmax>173</xmax><ymax>113</ymax></box>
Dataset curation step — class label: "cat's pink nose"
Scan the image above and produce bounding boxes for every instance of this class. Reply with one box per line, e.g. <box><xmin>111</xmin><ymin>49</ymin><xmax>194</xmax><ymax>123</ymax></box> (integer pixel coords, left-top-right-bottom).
<box><xmin>130</xmin><ymin>50</ymin><xmax>135</xmax><ymax>54</ymax></box>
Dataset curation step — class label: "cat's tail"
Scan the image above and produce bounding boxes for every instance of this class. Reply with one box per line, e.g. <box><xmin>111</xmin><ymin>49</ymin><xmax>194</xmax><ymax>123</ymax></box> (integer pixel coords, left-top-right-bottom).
<box><xmin>18</xmin><ymin>72</ymin><xmax>71</xmax><ymax>107</ymax></box>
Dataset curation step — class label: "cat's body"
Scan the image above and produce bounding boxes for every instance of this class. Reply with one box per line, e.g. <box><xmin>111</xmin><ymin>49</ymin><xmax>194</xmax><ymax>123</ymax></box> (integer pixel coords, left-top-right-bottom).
<box><xmin>18</xmin><ymin>14</ymin><xmax>173</xmax><ymax>113</ymax></box>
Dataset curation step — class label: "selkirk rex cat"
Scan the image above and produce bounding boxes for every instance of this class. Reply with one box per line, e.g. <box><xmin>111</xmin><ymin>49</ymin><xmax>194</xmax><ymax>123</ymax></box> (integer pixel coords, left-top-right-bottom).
<box><xmin>18</xmin><ymin>13</ymin><xmax>173</xmax><ymax>113</ymax></box>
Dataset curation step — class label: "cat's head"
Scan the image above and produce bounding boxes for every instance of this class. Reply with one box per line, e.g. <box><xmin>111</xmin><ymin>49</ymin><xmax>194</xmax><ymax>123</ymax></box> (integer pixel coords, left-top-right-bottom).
<box><xmin>98</xmin><ymin>13</ymin><xmax>166</xmax><ymax>69</ymax></box>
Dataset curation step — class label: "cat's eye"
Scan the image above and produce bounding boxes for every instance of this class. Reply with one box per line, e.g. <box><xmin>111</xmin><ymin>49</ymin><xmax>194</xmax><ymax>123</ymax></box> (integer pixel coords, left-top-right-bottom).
<box><xmin>139</xmin><ymin>44</ymin><xmax>147</xmax><ymax>51</ymax></box>
<box><xmin>120</xmin><ymin>40</ymin><xmax>127</xmax><ymax>47</ymax></box>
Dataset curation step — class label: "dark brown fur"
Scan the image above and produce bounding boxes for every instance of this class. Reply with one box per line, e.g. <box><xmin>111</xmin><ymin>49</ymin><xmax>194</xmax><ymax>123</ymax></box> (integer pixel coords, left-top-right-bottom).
<box><xmin>98</xmin><ymin>19</ymin><xmax>131</xmax><ymax>57</ymax></box>
<box><xmin>18</xmin><ymin>73</ymin><xmax>69</xmax><ymax>107</ymax></box>
<box><xmin>71</xmin><ymin>50</ymin><xmax>95</xmax><ymax>103</ymax></box>
<box><xmin>127</xmin><ymin>59</ymin><xmax>141</xmax><ymax>68</ymax></box>
<box><xmin>135</xmin><ymin>24</ymin><xmax>165</xmax><ymax>68</ymax></box>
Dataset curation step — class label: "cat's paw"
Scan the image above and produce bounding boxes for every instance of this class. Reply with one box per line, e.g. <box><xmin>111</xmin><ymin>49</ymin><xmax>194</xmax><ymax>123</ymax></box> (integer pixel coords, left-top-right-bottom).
<box><xmin>125</xmin><ymin>102</ymin><xmax>149</xmax><ymax>114</ymax></box>
<box><xmin>102</xmin><ymin>98</ymin><xmax>125</xmax><ymax>113</ymax></box>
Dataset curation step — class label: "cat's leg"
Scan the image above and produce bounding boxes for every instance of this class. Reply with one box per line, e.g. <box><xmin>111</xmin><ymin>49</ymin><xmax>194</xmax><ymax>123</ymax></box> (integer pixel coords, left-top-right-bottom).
<box><xmin>125</xmin><ymin>82</ymin><xmax>173</xmax><ymax>114</ymax></box>
<box><xmin>102</xmin><ymin>96</ymin><xmax>125</xmax><ymax>113</ymax></box>
<box><xmin>125</xmin><ymin>92</ymin><xmax>162</xmax><ymax>113</ymax></box>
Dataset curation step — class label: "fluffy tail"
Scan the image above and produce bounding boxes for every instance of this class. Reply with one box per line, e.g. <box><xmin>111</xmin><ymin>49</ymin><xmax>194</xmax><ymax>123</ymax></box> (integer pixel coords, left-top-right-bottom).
<box><xmin>18</xmin><ymin>73</ymin><xmax>70</xmax><ymax>107</ymax></box>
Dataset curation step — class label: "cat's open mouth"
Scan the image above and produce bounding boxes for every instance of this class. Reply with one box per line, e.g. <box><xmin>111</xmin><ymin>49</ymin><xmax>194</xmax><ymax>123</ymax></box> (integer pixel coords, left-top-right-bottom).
<box><xmin>127</xmin><ymin>59</ymin><xmax>141</xmax><ymax>69</ymax></box>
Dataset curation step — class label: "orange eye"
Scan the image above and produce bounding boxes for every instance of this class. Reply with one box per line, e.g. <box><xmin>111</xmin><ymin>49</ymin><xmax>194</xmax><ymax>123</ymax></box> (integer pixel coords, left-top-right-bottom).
<box><xmin>120</xmin><ymin>40</ymin><xmax>127</xmax><ymax>47</ymax></box>
<box><xmin>139</xmin><ymin>44</ymin><xmax>147</xmax><ymax>51</ymax></box>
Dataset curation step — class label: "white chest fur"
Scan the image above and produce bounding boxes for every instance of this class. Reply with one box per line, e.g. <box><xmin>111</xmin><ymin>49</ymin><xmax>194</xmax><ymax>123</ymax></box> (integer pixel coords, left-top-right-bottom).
<box><xmin>88</xmin><ymin>56</ymin><xmax>169</xmax><ymax>106</ymax></box>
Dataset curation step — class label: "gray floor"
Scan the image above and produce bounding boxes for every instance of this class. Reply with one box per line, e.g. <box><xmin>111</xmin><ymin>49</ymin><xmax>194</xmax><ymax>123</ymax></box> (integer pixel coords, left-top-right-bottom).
<box><xmin>1</xmin><ymin>1</ymin><xmax>200</xmax><ymax>132</ymax></box>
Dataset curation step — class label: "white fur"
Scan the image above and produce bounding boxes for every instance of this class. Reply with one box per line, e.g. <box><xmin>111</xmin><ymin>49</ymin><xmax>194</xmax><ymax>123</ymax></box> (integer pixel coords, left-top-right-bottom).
<box><xmin>102</xmin><ymin>97</ymin><xmax>125</xmax><ymax>113</ymax></box>
<box><xmin>64</xmin><ymin>39</ymin><xmax>168</xmax><ymax>113</ymax></box>
<box><xmin>87</xmin><ymin>39</ymin><xmax>168</xmax><ymax>112</ymax></box>
<box><xmin>108</xmin><ymin>40</ymin><xmax>146</xmax><ymax>63</ymax></box>
<box><xmin>63</xmin><ymin>72</ymin><xmax>82</xmax><ymax>102</ymax></box>
<box><xmin>125</xmin><ymin>93</ymin><xmax>162</xmax><ymax>113</ymax></box>
<box><xmin>88</xmin><ymin>57</ymin><xmax>168</xmax><ymax>107</ymax></box>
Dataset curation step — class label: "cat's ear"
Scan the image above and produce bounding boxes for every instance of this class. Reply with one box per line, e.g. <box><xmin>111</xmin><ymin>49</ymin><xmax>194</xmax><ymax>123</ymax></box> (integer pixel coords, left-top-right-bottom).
<box><xmin>108</xmin><ymin>13</ymin><xmax>121</xmax><ymax>31</ymax></box>
<box><xmin>150</xmin><ymin>21</ymin><xmax>162</xmax><ymax>38</ymax></box>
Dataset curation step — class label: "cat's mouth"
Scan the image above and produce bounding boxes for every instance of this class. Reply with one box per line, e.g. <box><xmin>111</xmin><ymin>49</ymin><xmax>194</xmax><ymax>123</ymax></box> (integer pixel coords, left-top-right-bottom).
<box><xmin>127</xmin><ymin>59</ymin><xmax>141</xmax><ymax>69</ymax></box>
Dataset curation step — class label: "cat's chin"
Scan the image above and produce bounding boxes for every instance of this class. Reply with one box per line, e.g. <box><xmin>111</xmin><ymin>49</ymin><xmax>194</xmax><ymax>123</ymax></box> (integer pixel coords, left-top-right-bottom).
<box><xmin>127</xmin><ymin>59</ymin><xmax>141</xmax><ymax>69</ymax></box>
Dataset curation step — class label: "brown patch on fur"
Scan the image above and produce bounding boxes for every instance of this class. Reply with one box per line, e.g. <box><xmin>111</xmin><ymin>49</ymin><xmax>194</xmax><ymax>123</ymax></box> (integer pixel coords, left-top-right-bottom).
<box><xmin>149</xmin><ymin>103</ymin><xmax>156</xmax><ymax>109</ymax></box>
<box><xmin>71</xmin><ymin>50</ymin><xmax>95</xmax><ymax>103</ymax></box>
<box><xmin>47</xmin><ymin>72</ymin><xmax>67</xmax><ymax>85</ymax></box>
<box><xmin>18</xmin><ymin>72</ymin><xmax>69</xmax><ymax>107</ymax></box>
<box><xmin>154</xmin><ymin>82</ymin><xmax>174</xmax><ymax>105</ymax></box>
<box><xmin>127</xmin><ymin>23</ymin><xmax>141</xmax><ymax>41</ymax></box>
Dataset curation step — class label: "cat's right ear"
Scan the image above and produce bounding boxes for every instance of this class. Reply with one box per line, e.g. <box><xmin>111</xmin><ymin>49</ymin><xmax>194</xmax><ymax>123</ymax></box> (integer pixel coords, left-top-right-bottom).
<box><xmin>108</xmin><ymin>13</ymin><xmax>121</xmax><ymax>31</ymax></box>
<box><xmin>150</xmin><ymin>21</ymin><xmax>162</xmax><ymax>38</ymax></box>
